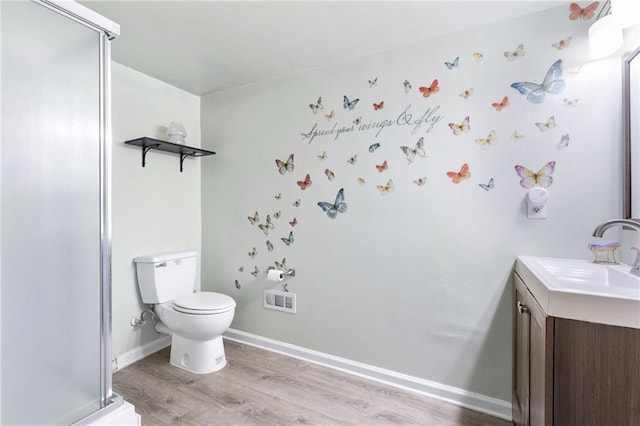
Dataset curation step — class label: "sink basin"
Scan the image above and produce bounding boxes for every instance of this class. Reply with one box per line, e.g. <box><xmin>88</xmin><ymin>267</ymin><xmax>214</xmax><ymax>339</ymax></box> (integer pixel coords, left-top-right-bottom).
<box><xmin>533</xmin><ymin>257</ymin><xmax>640</xmax><ymax>290</ymax></box>
<box><xmin>516</xmin><ymin>256</ymin><xmax>640</xmax><ymax>329</ymax></box>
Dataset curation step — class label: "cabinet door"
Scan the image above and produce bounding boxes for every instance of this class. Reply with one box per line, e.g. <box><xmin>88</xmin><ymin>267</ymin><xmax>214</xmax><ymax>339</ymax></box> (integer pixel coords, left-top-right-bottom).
<box><xmin>527</xmin><ymin>288</ymin><xmax>554</xmax><ymax>426</ymax></box>
<box><xmin>513</xmin><ymin>274</ymin><xmax>530</xmax><ymax>426</ymax></box>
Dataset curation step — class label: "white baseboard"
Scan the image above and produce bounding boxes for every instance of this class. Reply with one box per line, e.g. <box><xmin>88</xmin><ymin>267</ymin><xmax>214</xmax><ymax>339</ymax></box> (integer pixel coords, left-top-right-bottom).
<box><xmin>223</xmin><ymin>328</ymin><xmax>512</xmax><ymax>421</ymax></box>
<box><xmin>114</xmin><ymin>336</ymin><xmax>171</xmax><ymax>371</ymax></box>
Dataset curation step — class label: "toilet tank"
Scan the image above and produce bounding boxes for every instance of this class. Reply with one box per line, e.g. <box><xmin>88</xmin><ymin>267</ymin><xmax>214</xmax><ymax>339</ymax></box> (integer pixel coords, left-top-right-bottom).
<box><xmin>133</xmin><ymin>251</ymin><xmax>197</xmax><ymax>304</ymax></box>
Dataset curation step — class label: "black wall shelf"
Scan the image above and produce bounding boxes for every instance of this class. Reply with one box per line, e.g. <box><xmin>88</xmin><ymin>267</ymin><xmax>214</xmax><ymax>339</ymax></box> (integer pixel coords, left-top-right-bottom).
<box><xmin>124</xmin><ymin>137</ymin><xmax>216</xmax><ymax>172</ymax></box>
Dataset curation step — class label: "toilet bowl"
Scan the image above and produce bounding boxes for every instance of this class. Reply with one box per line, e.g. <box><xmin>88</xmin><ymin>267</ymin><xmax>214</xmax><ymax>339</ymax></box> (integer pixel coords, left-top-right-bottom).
<box><xmin>133</xmin><ymin>251</ymin><xmax>236</xmax><ymax>374</ymax></box>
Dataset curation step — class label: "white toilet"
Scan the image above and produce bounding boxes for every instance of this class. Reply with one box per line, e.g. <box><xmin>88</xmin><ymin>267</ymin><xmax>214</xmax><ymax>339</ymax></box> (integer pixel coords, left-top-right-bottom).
<box><xmin>133</xmin><ymin>251</ymin><xmax>236</xmax><ymax>374</ymax></box>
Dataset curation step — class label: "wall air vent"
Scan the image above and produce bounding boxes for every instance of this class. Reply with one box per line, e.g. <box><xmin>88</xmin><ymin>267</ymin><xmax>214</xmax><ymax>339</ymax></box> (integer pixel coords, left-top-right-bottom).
<box><xmin>264</xmin><ymin>289</ymin><xmax>296</xmax><ymax>314</ymax></box>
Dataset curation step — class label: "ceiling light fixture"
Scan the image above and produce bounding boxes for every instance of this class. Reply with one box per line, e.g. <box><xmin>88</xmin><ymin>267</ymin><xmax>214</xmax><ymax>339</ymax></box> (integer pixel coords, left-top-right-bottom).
<box><xmin>589</xmin><ymin>1</ymin><xmax>623</xmax><ymax>58</ymax></box>
<box><xmin>589</xmin><ymin>0</ymin><xmax>640</xmax><ymax>59</ymax></box>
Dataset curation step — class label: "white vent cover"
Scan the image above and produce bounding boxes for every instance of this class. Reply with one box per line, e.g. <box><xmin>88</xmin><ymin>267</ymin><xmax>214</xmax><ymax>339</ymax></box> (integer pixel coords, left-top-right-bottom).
<box><xmin>264</xmin><ymin>289</ymin><xmax>296</xmax><ymax>314</ymax></box>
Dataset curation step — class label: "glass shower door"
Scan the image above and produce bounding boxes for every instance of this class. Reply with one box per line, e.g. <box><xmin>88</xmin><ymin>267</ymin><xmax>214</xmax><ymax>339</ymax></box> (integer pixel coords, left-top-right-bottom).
<box><xmin>1</xmin><ymin>1</ymin><xmax>105</xmax><ymax>424</ymax></box>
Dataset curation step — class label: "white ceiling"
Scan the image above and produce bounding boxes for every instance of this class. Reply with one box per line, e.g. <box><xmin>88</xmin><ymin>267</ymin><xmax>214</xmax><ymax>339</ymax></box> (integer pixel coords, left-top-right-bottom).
<box><xmin>81</xmin><ymin>1</ymin><xmax>565</xmax><ymax>96</ymax></box>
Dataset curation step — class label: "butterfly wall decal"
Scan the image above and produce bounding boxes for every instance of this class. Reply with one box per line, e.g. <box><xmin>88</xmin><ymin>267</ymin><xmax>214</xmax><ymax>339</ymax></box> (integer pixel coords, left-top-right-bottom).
<box><xmin>275</xmin><ymin>154</ymin><xmax>294</xmax><ymax>175</ymax></box>
<box><xmin>447</xmin><ymin>163</ymin><xmax>471</xmax><ymax>184</ymax></box>
<box><xmin>563</xmin><ymin>98</ymin><xmax>579</xmax><ymax>107</ymax></box>
<box><xmin>478</xmin><ymin>178</ymin><xmax>495</xmax><ymax>191</ymax></box>
<box><xmin>373</xmin><ymin>101</ymin><xmax>384</xmax><ymax>110</ymax></box>
<box><xmin>309</xmin><ymin>97</ymin><xmax>323</xmax><ymax>114</ymax></box>
<box><xmin>247</xmin><ymin>211</ymin><xmax>259</xmax><ymax>225</ymax></box>
<box><xmin>375</xmin><ymin>160</ymin><xmax>389</xmax><ymax>172</ymax></box>
<box><xmin>377</xmin><ymin>179</ymin><xmax>394</xmax><ymax>195</ymax></box>
<box><xmin>552</xmin><ymin>37</ymin><xmax>572</xmax><ymax>49</ymax></box>
<box><xmin>324</xmin><ymin>168</ymin><xmax>335</xmax><ymax>181</ymax></box>
<box><xmin>357</xmin><ymin>177</ymin><xmax>366</xmax><ymax>185</ymax></box>
<box><xmin>475</xmin><ymin>130</ymin><xmax>498</xmax><ymax>149</ymax></box>
<box><xmin>459</xmin><ymin>88</ymin><xmax>474</xmax><ymax>99</ymax></box>
<box><xmin>353</xmin><ymin>116</ymin><xmax>362</xmax><ymax>125</ymax></box>
<box><xmin>403</xmin><ymin>80</ymin><xmax>412</xmax><ymax>93</ymax></box>
<box><xmin>292</xmin><ymin>199</ymin><xmax>301</xmax><ymax>207</ymax></box>
<box><xmin>281</xmin><ymin>231</ymin><xmax>294</xmax><ymax>246</ymax></box>
<box><xmin>258</xmin><ymin>215</ymin><xmax>276</xmax><ymax>235</ymax></box>
<box><xmin>275</xmin><ymin>258</ymin><xmax>287</xmax><ymax>271</ymax></box>
<box><xmin>272</xmin><ymin>210</ymin><xmax>281</xmax><ymax>219</ymax></box>
<box><xmin>289</xmin><ymin>217</ymin><xmax>298</xmax><ymax>227</ymax></box>
<box><xmin>511</xmin><ymin>130</ymin><xmax>525</xmax><ymax>141</ymax></box>
<box><xmin>343</xmin><ymin>95</ymin><xmax>360</xmax><ymax>110</ymax></box>
<box><xmin>368</xmin><ymin>142</ymin><xmax>381</xmax><ymax>153</ymax></box>
<box><xmin>317</xmin><ymin>188</ymin><xmax>347</xmax><ymax>219</ymax></box>
<box><xmin>275</xmin><ymin>193</ymin><xmax>282</xmax><ymax>200</ymax></box>
<box><xmin>297</xmin><ymin>174</ymin><xmax>312</xmax><ymax>190</ymax></box>
<box><xmin>414</xmin><ymin>177</ymin><xmax>427</xmax><ymax>186</ymax></box>
<box><xmin>557</xmin><ymin>134</ymin><xmax>570</xmax><ymax>149</ymax></box>
<box><xmin>400</xmin><ymin>137</ymin><xmax>426</xmax><ymax>163</ymax></box>
<box><xmin>504</xmin><ymin>44</ymin><xmax>526</xmax><ymax>61</ymax></box>
<box><xmin>325</xmin><ymin>110</ymin><xmax>335</xmax><ymax>120</ymax></box>
<box><xmin>535</xmin><ymin>116</ymin><xmax>556</xmax><ymax>132</ymax></box>
<box><xmin>569</xmin><ymin>2</ymin><xmax>599</xmax><ymax>20</ymax></box>
<box><xmin>449</xmin><ymin>116</ymin><xmax>470</xmax><ymax>135</ymax></box>
<box><xmin>445</xmin><ymin>56</ymin><xmax>460</xmax><ymax>69</ymax></box>
<box><xmin>258</xmin><ymin>215</ymin><xmax>275</xmax><ymax>235</ymax></box>
<box><xmin>368</xmin><ymin>77</ymin><xmax>378</xmax><ymax>87</ymax></box>
<box><xmin>238</xmin><ymin>266</ymin><xmax>244</xmax><ymax>273</ymax></box>
<box><xmin>266</xmin><ymin>240</ymin><xmax>274</xmax><ymax>252</ymax></box>
<box><xmin>251</xmin><ymin>266</ymin><xmax>260</xmax><ymax>277</ymax></box>
<box><xmin>491</xmin><ymin>96</ymin><xmax>509</xmax><ymax>111</ymax></box>
<box><xmin>419</xmin><ymin>79</ymin><xmax>440</xmax><ymax>97</ymax></box>
<box><xmin>317</xmin><ymin>150</ymin><xmax>327</xmax><ymax>160</ymax></box>
<box><xmin>347</xmin><ymin>154</ymin><xmax>358</xmax><ymax>164</ymax></box>
<box><xmin>514</xmin><ymin>161</ymin><xmax>556</xmax><ymax>188</ymax></box>
<box><xmin>473</xmin><ymin>51</ymin><xmax>484</xmax><ymax>61</ymax></box>
<box><xmin>511</xmin><ymin>59</ymin><xmax>565</xmax><ymax>104</ymax></box>
<box><xmin>248</xmin><ymin>247</ymin><xmax>257</xmax><ymax>258</ymax></box>
<box><xmin>235</xmin><ymin>280</ymin><xmax>241</xmax><ymax>289</ymax></box>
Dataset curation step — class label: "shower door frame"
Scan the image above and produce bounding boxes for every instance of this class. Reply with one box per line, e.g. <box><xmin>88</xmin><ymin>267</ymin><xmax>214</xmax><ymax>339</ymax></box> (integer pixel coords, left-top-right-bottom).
<box><xmin>31</xmin><ymin>0</ymin><xmax>120</xmax><ymax>417</ymax></box>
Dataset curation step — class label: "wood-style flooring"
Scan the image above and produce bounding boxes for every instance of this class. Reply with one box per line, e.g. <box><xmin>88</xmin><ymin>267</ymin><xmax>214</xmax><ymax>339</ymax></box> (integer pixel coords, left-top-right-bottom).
<box><xmin>113</xmin><ymin>340</ymin><xmax>511</xmax><ymax>426</ymax></box>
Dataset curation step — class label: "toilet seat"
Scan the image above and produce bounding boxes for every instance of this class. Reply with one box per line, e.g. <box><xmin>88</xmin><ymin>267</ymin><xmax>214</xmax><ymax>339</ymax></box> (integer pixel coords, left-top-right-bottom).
<box><xmin>172</xmin><ymin>292</ymin><xmax>235</xmax><ymax>315</ymax></box>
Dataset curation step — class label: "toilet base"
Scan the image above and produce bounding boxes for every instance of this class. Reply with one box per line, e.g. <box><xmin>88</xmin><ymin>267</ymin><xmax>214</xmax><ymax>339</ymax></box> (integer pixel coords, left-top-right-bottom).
<box><xmin>169</xmin><ymin>334</ymin><xmax>227</xmax><ymax>374</ymax></box>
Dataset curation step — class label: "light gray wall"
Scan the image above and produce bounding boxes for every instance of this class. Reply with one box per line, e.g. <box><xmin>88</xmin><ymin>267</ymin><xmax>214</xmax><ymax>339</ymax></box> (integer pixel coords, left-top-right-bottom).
<box><xmin>111</xmin><ymin>62</ymin><xmax>201</xmax><ymax>359</ymax></box>
<box><xmin>200</xmin><ymin>6</ymin><xmax>628</xmax><ymax>402</ymax></box>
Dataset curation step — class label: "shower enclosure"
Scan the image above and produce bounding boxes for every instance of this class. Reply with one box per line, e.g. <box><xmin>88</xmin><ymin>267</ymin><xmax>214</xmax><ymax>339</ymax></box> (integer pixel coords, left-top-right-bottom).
<box><xmin>1</xmin><ymin>1</ymin><xmax>124</xmax><ymax>424</ymax></box>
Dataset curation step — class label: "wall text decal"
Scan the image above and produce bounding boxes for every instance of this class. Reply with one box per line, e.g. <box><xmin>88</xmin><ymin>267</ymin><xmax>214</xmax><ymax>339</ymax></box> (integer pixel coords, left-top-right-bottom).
<box><xmin>300</xmin><ymin>104</ymin><xmax>444</xmax><ymax>143</ymax></box>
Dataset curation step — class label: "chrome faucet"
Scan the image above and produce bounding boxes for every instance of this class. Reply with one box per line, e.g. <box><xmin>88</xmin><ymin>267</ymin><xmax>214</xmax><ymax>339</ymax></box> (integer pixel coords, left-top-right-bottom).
<box><xmin>592</xmin><ymin>219</ymin><xmax>640</xmax><ymax>276</ymax></box>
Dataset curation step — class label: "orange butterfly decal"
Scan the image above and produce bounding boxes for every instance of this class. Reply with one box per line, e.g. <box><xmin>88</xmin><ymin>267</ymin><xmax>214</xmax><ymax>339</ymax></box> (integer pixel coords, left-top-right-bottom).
<box><xmin>419</xmin><ymin>79</ymin><xmax>439</xmax><ymax>98</ymax></box>
<box><xmin>569</xmin><ymin>2</ymin><xmax>599</xmax><ymax>20</ymax></box>
<box><xmin>446</xmin><ymin>163</ymin><xmax>471</xmax><ymax>184</ymax></box>
<box><xmin>289</xmin><ymin>217</ymin><xmax>298</xmax><ymax>227</ymax></box>
<box><xmin>373</xmin><ymin>101</ymin><xmax>384</xmax><ymax>110</ymax></box>
<box><xmin>491</xmin><ymin>96</ymin><xmax>509</xmax><ymax>111</ymax></box>
<box><xmin>375</xmin><ymin>160</ymin><xmax>389</xmax><ymax>173</ymax></box>
<box><xmin>296</xmin><ymin>174</ymin><xmax>312</xmax><ymax>190</ymax></box>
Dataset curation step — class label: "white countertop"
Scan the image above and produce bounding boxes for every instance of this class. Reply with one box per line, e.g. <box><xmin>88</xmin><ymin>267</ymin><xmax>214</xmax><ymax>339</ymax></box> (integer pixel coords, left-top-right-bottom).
<box><xmin>516</xmin><ymin>256</ymin><xmax>640</xmax><ymax>329</ymax></box>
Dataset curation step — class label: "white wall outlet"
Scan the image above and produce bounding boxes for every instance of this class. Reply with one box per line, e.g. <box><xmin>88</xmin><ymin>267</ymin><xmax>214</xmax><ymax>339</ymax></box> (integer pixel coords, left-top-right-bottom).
<box><xmin>526</xmin><ymin>187</ymin><xmax>549</xmax><ymax>219</ymax></box>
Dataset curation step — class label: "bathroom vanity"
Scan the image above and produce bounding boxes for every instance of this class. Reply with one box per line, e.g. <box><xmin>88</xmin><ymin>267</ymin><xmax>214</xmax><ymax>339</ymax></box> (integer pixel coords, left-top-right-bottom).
<box><xmin>513</xmin><ymin>256</ymin><xmax>640</xmax><ymax>426</ymax></box>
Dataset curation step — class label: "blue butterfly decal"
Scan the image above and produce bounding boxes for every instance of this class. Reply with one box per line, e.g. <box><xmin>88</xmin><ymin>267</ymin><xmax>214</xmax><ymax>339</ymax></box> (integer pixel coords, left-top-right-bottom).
<box><xmin>281</xmin><ymin>231</ymin><xmax>294</xmax><ymax>246</ymax></box>
<box><xmin>445</xmin><ymin>56</ymin><xmax>460</xmax><ymax>69</ymax></box>
<box><xmin>368</xmin><ymin>143</ymin><xmax>381</xmax><ymax>153</ymax></box>
<box><xmin>343</xmin><ymin>95</ymin><xmax>360</xmax><ymax>110</ymax></box>
<box><xmin>317</xmin><ymin>188</ymin><xmax>347</xmax><ymax>219</ymax></box>
<box><xmin>478</xmin><ymin>178</ymin><xmax>495</xmax><ymax>191</ymax></box>
<box><xmin>511</xmin><ymin>59</ymin><xmax>565</xmax><ymax>104</ymax></box>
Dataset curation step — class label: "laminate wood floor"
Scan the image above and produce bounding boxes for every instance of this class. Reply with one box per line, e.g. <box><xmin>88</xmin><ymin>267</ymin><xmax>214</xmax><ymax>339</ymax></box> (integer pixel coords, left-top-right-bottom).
<box><xmin>113</xmin><ymin>340</ymin><xmax>511</xmax><ymax>426</ymax></box>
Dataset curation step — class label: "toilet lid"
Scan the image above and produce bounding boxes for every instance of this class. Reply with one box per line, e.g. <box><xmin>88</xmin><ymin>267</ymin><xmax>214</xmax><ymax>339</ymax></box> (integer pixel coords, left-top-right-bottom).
<box><xmin>173</xmin><ymin>292</ymin><xmax>235</xmax><ymax>314</ymax></box>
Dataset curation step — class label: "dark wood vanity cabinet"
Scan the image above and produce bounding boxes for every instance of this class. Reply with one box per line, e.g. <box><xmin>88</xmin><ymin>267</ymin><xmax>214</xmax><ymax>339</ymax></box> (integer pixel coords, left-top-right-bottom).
<box><xmin>513</xmin><ymin>272</ymin><xmax>640</xmax><ymax>426</ymax></box>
